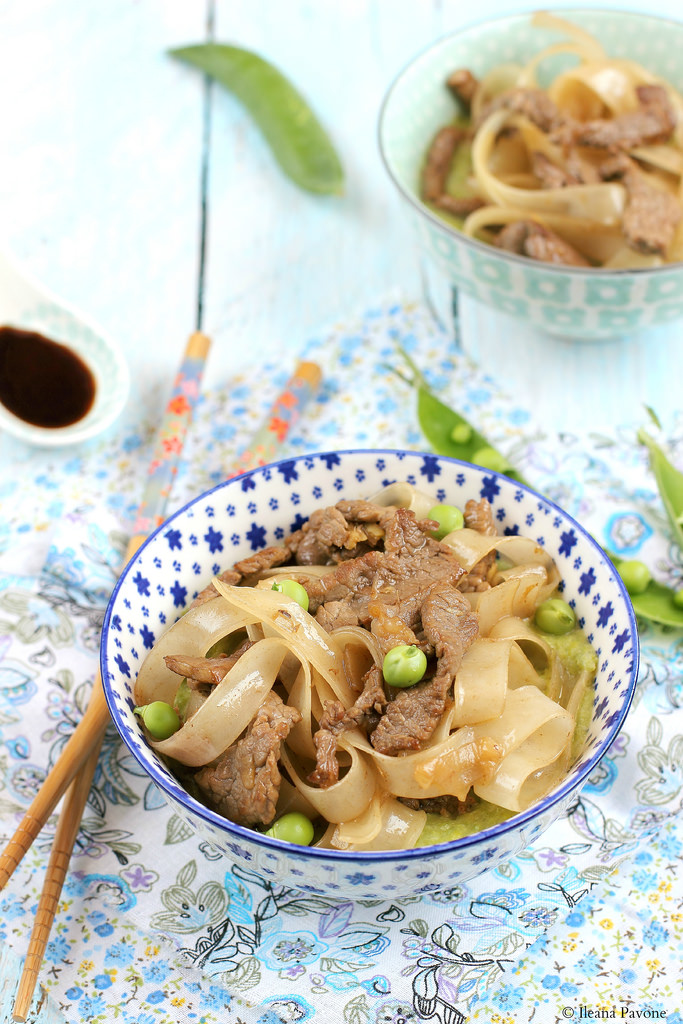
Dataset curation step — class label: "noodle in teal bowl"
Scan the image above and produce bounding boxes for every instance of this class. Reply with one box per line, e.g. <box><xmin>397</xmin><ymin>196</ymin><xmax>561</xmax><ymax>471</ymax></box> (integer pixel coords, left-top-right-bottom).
<box><xmin>379</xmin><ymin>9</ymin><xmax>683</xmax><ymax>340</ymax></box>
<box><xmin>100</xmin><ymin>450</ymin><xmax>638</xmax><ymax>899</ymax></box>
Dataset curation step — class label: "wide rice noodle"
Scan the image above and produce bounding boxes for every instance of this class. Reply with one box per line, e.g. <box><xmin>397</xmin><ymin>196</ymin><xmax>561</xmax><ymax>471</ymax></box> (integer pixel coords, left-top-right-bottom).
<box><xmin>134</xmin><ymin>481</ymin><xmax>595</xmax><ymax>850</ymax></box>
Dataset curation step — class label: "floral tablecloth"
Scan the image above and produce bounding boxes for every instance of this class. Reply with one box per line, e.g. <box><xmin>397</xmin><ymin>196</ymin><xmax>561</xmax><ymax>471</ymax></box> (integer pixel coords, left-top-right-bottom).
<box><xmin>1</xmin><ymin>300</ymin><xmax>682</xmax><ymax>1024</ymax></box>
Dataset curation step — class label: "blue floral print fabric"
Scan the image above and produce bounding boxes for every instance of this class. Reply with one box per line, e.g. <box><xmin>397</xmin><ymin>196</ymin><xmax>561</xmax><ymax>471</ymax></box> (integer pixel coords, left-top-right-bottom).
<box><xmin>1</xmin><ymin>300</ymin><xmax>682</xmax><ymax>1024</ymax></box>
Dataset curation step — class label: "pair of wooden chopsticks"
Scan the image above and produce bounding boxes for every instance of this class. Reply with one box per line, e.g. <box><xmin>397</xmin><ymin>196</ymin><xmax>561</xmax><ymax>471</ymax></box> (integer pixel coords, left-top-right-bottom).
<box><xmin>1</xmin><ymin>341</ymin><xmax>321</xmax><ymax>1021</ymax></box>
<box><xmin>3</xmin><ymin>330</ymin><xmax>211</xmax><ymax>1021</ymax></box>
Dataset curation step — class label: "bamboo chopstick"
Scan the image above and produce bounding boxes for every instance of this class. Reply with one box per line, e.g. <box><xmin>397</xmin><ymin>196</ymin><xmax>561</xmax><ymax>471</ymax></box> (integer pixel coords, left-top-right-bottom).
<box><xmin>6</xmin><ymin>331</ymin><xmax>211</xmax><ymax>1017</ymax></box>
<box><xmin>11</xmin><ymin>745</ymin><xmax>102</xmax><ymax>1023</ymax></box>
<box><xmin>7</xmin><ymin>340</ymin><xmax>322</xmax><ymax>1018</ymax></box>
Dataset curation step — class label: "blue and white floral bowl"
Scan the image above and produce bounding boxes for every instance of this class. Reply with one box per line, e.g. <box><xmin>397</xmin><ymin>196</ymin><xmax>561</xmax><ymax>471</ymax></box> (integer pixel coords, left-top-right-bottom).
<box><xmin>379</xmin><ymin>9</ymin><xmax>683</xmax><ymax>340</ymax></box>
<box><xmin>100</xmin><ymin>449</ymin><xmax>639</xmax><ymax>899</ymax></box>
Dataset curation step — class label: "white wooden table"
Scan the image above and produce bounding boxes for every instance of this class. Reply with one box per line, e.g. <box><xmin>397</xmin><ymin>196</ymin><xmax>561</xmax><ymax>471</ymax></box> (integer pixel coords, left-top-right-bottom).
<box><xmin>1</xmin><ymin>0</ymin><xmax>682</xmax><ymax>441</ymax></box>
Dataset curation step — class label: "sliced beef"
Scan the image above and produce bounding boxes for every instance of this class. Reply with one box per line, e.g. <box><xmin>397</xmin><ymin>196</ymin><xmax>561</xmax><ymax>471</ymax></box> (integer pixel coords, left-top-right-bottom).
<box><xmin>446</xmin><ymin>68</ymin><xmax>479</xmax><ymax>109</ymax></box>
<box><xmin>599</xmin><ymin>152</ymin><xmax>681</xmax><ymax>255</ymax></box>
<box><xmin>287</xmin><ymin>501</ymin><xmax>389</xmax><ymax>566</ymax></box>
<box><xmin>460</xmin><ymin>497</ymin><xmax>500</xmax><ymax>594</ymax></box>
<box><xmin>164</xmin><ymin>638</ymin><xmax>255</xmax><ymax>689</ymax></box>
<box><xmin>190</xmin><ymin>567</ymin><xmax>242</xmax><ymax>609</ymax></box>
<box><xmin>464</xmin><ymin>498</ymin><xmax>498</xmax><ymax>537</ymax></box>
<box><xmin>622</xmin><ymin>172</ymin><xmax>681</xmax><ymax>255</ymax></box>
<box><xmin>308</xmin><ymin>700</ymin><xmax>348</xmax><ymax>788</ymax></box>
<box><xmin>315</xmin><ymin>600</ymin><xmax>362</xmax><ymax>633</ymax></box>
<box><xmin>422</xmin><ymin>125</ymin><xmax>466</xmax><ymax>202</ymax></box>
<box><xmin>531</xmin><ymin>151</ymin><xmax>580</xmax><ymax>189</ymax></box>
<box><xmin>400</xmin><ymin>791</ymin><xmax>478</xmax><ymax>816</ymax></box>
<box><xmin>308</xmin><ymin>665</ymin><xmax>388</xmax><ymax>788</ymax></box>
<box><xmin>568</xmin><ymin>84</ymin><xmax>676</xmax><ymax>150</ymax></box>
<box><xmin>434</xmin><ymin>194</ymin><xmax>485</xmax><ymax>217</ymax></box>
<box><xmin>479</xmin><ymin>87</ymin><xmax>562</xmax><ymax>133</ymax></box>
<box><xmin>370</xmin><ymin>585</ymin><xmax>478</xmax><ymax>756</ymax></box>
<box><xmin>194</xmin><ymin>692</ymin><xmax>300</xmax><ymax>827</ymax></box>
<box><xmin>494</xmin><ymin>219</ymin><xmax>591</xmax><ymax>267</ymax></box>
<box><xmin>369</xmin><ymin>599</ymin><xmax>422</xmax><ymax>657</ymax></box>
<box><xmin>307</xmin><ymin>507</ymin><xmax>465</xmax><ymax>629</ymax></box>
<box><xmin>190</xmin><ymin>547</ymin><xmax>290</xmax><ymax>608</ymax></box>
<box><xmin>333</xmin><ymin>499</ymin><xmax>397</xmax><ymax>526</ymax></box>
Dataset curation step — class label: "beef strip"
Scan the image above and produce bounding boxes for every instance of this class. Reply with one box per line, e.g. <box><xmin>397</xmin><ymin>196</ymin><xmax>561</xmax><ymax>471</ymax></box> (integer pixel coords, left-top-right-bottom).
<box><xmin>194</xmin><ymin>691</ymin><xmax>301</xmax><ymax>827</ymax></box>
<box><xmin>370</xmin><ymin>585</ymin><xmax>478</xmax><ymax>756</ymax></box>
<box><xmin>459</xmin><ymin>497</ymin><xmax>501</xmax><ymax>594</ymax></box>
<box><xmin>164</xmin><ymin>638</ymin><xmax>255</xmax><ymax>689</ymax></box>
<box><xmin>434</xmin><ymin>193</ymin><xmax>485</xmax><ymax>217</ymax></box>
<box><xmin>190</xmin><ymin>546</ymin><xmax>290</xmax><ymax>608</ymax></box>
<box><xmin>446</xmin><ymin>68</ymin><xmax>479</xmax><ymax>110</ymax></box>
<box><xmin>287</xmin><ymin>502</ymin><xmax>389</xmax><ymax>566</ymax></box>
<box><xmin>400</xmin><ymin>791</ymin><xmax>478</xmax><ymax>816</ymax></box>
<box><xmin>308</xmin><ymin>665</ymin><xmax>388</xmax><ymax>787</ymax></box>
<box><xmin>478</xmin><ymin>87</ymin><xmax>562</xmax><ymax>133</ymax></box>
<box><xmin>368</xmin><ymin>599</ymin><xmax>422</xmax><ymax>657</ymax></box>
<box><xmin>494</xmin><ymin>219</ymin><xmax>591</xmax><ymax>267</ymax></box>
<box><xmin>422</xmin><ymin>125</ymin><xmax>466</xmax><ymax>203</ymax></box>
<box><xmin>621</xmin><ymin>170</ymin><xmax>682</xmax><ymax>255</ymax></box>
<box><xmin>307</xmin><ymin>507</ymin><xmax>465</xmax><ymax>629</ymax></box>
<box><xmin>190</xmin><ymin>567</ymin><xmax>242</xmax><ymax>608</ymax></box>
<box><xmin>569</xmin><ymin>83</ymin><xmax>676</xmax><ymax>150</ymax></box>
<box><xmin>531</xmin><ymin>150</ymin><xmax>580</xmax><ymax>189</ymax></box>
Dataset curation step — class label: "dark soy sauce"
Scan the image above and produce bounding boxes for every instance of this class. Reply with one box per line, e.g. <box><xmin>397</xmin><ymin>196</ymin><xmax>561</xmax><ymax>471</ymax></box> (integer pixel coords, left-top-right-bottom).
<box><xmin>0</xmin><ymin>325</ymin><xmax>96</xmax><ymax>428</ymax></box>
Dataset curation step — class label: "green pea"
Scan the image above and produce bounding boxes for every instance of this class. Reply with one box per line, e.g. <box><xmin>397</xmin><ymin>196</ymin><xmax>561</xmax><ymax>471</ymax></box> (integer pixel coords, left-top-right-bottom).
<box><xmin>672</xmin><ymin>588</ymin><xmax>683</xmax><ymax>609</ymax></box>
<box><xmin>266</xmin><ymin>812</ymin><xmax>315</xmax><ymax>845</ymax></box>
<box><xmin>617</xmin><ymin>559</ymin><xmax>652</xmax><ymax>596</ymax></box>
<box><xmin>134</xmin><ymin>701</ymin><xmax>181</xmax><ymax>740</ymax></box>
<box><xmin>471</xmin><ymin>446</ymin><xmax>511</xmax><ymax>474</ymax></box>
<box><xmin>272</xmin><ymin>579</ymin><xmax>309</xmax><ymax>612</ymax></box>
<box><xmin>534</xmin><ymin>598</ymin><xmax>577</xmax><ymax>636</ymax></box>
<box><xmin>428</xmin><ymin>504</ymin><xmax>465</xmax><ymax>540</ymax></box>
<box><xmin>382</xmin><ymin>645</ymin><xmax>427</xmax><ymax>687</ymax></box>
<box><xmin>450</xmin><ymin>422</ymin><xmax>472</xmax><ymax>445</ymax></box>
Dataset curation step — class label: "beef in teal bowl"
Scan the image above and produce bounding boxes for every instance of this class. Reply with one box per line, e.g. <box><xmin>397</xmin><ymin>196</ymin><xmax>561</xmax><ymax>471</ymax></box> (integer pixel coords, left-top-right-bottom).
<box><xmin>379</xmin><ymin>9</ymin><xmax>683</xmax><ymax>339</ymax></box>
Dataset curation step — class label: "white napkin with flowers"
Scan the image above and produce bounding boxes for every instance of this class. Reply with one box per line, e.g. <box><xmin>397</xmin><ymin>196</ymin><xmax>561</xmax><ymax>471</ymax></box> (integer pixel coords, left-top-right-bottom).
<box><xmin>1</xmin><ymin>300</ymin><xmax>681</xmax><ymax>1024</ymax></box>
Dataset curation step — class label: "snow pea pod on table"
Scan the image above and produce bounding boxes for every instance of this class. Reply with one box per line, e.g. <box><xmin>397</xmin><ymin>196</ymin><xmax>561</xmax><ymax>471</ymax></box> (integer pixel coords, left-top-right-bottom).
<box><xmin>392</xmin><ymin>345</ymin><xmax>528</xmax><ymax>487</ymax></box>
<box><xmin>169</xmin><ymin>43</ymin><xmax>344</xmax><ymax>196</ymax></box>
<box><xmin>395</xmin><ymin>347</ymin><xmax>683</xmax><ymax>630</ymax></box>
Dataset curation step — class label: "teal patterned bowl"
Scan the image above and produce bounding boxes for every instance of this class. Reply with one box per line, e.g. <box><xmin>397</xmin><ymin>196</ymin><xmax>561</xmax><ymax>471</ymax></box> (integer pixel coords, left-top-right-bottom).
<box><xmin>379</xmin><ymin>9</ymin><xmax>683</xmax><ymax>340</ymax></box>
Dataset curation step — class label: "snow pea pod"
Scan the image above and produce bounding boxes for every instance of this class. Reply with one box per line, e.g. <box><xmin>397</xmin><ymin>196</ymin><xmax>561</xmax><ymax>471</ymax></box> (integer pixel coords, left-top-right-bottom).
<box><xmin>638</xmin><ymin>428</ymin><xmax>683</xmax><ymax>551</ymax></box>
<box><xmin>170</xmin><ymin>43</ymin><xmax>344</xmax><ymax>196</ymax></box>
<box><xmin>605</xmin><ymin>548</ymin><xmax>683</xmax><ymax>629</ymax></box>
<box><xmin>392</xmin><ymin>344</ymin><xmax>527</xmax><ymax>485</ymax></box>
<box><xmin>416</xmin><ymin>385</ymin><xmax>528</xmax><ymax>486</ymax></box>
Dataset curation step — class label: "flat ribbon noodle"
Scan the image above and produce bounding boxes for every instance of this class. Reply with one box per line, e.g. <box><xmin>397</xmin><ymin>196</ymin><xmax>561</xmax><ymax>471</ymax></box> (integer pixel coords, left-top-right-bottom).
<box><xmin>367</xmin><ymin>481</ymin><xmax>436</xmax><ymax>519</ymax></box>
<box><xmin>213</xmin><ymin>580</ymin><xmax>355</xmax><ymax>707</ymax></box>
<box><xmin>134</xmin><ymin>599</ymin><xmax>257</xmax><ymax>705</ymax></box>
<box><xmin>329</xmin><ymin>795</ymin><xmax>427</xmax><ymax>851</ymax></box>
<box><xmin>472</xmin><ymin>108</ymin><xmax>626</xmax><ymax>222</ymax></box>
<box><xmin>345</xmin><ymin>729</ymin><xmax>502</xmax><ymax>803</ymax></box>
<box><xmin>452</xmin><ymin>637</ymin><xmax>513</xmax><ymax>725</ymax></box>
<box><xmin>488</xmin><ymin>615</ymin><xmax>552</xmax><ymax>673</ymax></box>
<box><xmin>470</xmin><ymin>685</ymin><xmax>574</xmax><ymax>811</ymax></box>
<box><xmin>280</xmin><ymin>737</ymin><xmax>376</xmax><ymax>824</ymax></box>
<box><xmin>151</xmin><ymin>636</ymin><xmax>298</xmax><ymax>766</ymax></box>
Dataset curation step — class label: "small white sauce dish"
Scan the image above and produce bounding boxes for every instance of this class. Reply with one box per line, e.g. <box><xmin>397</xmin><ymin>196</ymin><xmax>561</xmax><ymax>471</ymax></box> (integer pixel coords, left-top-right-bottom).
<box><xmin>0</xmin><ymin>248</ymin><xmax>129</xmax><ymax>447</ymax></box>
